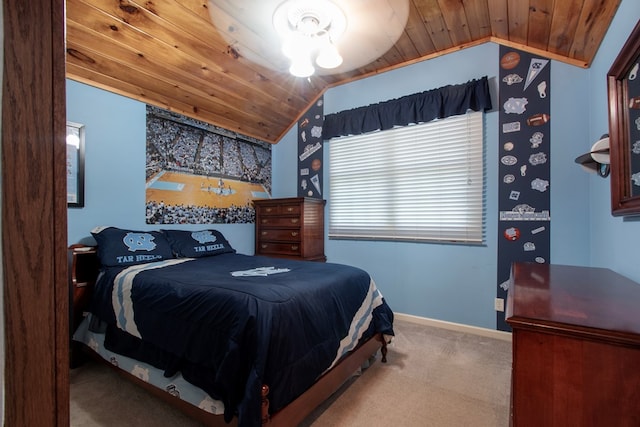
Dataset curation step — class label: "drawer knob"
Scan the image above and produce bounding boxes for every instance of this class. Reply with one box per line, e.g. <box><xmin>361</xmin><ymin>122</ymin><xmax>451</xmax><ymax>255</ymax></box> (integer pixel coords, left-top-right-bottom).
<box><xmin>261</xmin><ymin>244</ymin><xmax>268</xmax><ymax>249</ymax></box>
<box><xmin>286</xmin><ymin>207</ymin><xmax>294</xmax><ymax>212</ymax></box>
<box><xmin>290</xmin><ymin>218</ymin><xmax>299</xmax><ymax>224</ymax></box>
<box><xmin>291</xmin><ymin>245</ymin><xmax>299</xmax><ymax>251</ymax></box>
<box><xmin>291</xmin><ymin>232</ymin><xmax>298</xmax><ymax>237</ymax></box>
<box><xmin>261</xmin><ymin>231</ymin><xmax>268</xmax><ymax>236</ymax></box>
<box><xmin>261</xmin><ymin>219</ymin><xmax>269</xmax><ymax>224</ymax></box>
<box><xmin>265</xmin><ymin>207</ymin><xmax>273</xmax><ymax>213</ymax></box>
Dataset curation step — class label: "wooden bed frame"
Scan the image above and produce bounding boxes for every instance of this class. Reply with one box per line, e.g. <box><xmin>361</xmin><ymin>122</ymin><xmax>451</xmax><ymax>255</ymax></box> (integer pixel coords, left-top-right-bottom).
<box><xmin>69</xmin><ymin>244</ymin><xmax>388</xmax><ymax>427</ymax></box>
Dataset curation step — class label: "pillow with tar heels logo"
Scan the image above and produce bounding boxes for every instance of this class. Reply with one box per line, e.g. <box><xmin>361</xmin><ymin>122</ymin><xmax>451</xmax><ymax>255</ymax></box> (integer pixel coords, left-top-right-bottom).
<box><xmin>162</xmin><ymin>229</ymin><xmax>235</xmax><ymax>258</ymax></box>
<box><xmin>91</xmin><ymin>226</ymin><xmax>175</xmax><ymax>267</ymax></box>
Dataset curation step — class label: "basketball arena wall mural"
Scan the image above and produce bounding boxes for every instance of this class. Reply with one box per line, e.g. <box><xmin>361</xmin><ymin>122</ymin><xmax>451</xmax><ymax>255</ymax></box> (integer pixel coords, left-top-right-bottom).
<box><xmin>145</xmin><ymin>105</ymin><xmax>272</xmax><ymax>224</ymax></box>
<box><xmin>497</xmin><ymin>46</ymin><xmax>551</xmax><ymax>331</ymax></box>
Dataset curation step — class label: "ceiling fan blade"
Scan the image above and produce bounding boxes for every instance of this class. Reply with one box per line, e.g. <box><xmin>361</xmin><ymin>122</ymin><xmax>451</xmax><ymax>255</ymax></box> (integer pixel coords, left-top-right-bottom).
<box><xmin>327</xmin><ymin>0</ymin><xmax>409</xmax><ymax>73</ymax></box>
<box><xmin>207</xmin><ymin>1</ymin><xmax>287</xmax><ymax>71</ymax></box>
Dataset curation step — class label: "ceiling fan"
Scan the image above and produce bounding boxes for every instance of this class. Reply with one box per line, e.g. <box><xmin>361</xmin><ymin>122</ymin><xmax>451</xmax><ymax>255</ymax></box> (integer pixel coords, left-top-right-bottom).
<box><xmin>207</xmin><ymin>0</ymin><xmax>410</xmax><ymax>77</ymax></box>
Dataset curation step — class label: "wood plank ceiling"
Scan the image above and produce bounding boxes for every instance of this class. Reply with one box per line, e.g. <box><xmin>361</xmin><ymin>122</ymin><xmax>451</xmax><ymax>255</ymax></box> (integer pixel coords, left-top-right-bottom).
<box><xmin>66</xmin><ymin>0</ymin><xmax>622</xmax><ymax>144</ymax></box>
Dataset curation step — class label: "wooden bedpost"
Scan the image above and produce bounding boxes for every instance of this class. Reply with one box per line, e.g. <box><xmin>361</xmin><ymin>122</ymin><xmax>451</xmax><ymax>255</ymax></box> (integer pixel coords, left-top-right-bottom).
<box><xmin>261</xmin><ymin>385</ymin><xmax>270</xmax><ymax>424</ymax></box>
<box><xmin>380</xmin><ymin>333</ymin><xmax>388</xmax><ymax>363</ymax></box>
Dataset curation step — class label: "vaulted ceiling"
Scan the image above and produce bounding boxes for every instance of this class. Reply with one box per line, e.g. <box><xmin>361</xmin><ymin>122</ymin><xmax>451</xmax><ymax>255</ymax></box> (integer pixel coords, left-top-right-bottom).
<box><xmin>65</xmin><ymin>0</ymin><xmax>622</xmax><ymax>144</ymax></box>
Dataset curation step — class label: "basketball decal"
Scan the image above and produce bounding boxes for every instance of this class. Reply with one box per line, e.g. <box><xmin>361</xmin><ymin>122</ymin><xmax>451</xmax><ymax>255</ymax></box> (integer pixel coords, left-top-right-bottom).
<box><xmin>503</xmin><ymin>227</ymin><xmax>520</xmax><ymax>241</ymax></box>
<box><xmin>497</xmin><ymin>46</ymin><xmax>551</xmax><ymax>331</ymax></box>
<box><xmin>500</xmin><ymin>51</ymin><xmax>520</xmax><ymax>70</ymax></box>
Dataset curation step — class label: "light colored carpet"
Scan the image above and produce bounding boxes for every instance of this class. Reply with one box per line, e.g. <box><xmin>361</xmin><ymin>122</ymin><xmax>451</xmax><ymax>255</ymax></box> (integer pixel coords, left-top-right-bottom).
<box><xmin>70</xmin><ymin>319</ymin><xmax>512</xmax><ymax>426</ymax></box>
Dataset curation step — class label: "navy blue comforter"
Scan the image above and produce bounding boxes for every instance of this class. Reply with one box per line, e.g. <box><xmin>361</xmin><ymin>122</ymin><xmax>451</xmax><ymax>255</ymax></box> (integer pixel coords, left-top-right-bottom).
<box><xmin>89</xmin><ymin>253</ymin><xmax>394</xmax><ymax>426</ymax></box>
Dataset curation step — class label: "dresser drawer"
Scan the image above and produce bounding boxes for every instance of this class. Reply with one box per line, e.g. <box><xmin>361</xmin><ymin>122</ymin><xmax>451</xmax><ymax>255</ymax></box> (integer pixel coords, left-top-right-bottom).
<box><xmin>256</xmin><ymin>203</ymin><xmax>301</xmax><ymax>216</ymax></box>
<box><xmin>258</xmin><ymin>229</ymin><xmax>301</xmax><ymax>241</ymax></box>
<box><xmin>259</xmin><ymin>216</ymin><xmax>301</xmax><ymax>227</ymax></box>
<box><xmin>258</xmin><ymin>242</ymin><xmax>301</xmax><ymax>256</ymax></box>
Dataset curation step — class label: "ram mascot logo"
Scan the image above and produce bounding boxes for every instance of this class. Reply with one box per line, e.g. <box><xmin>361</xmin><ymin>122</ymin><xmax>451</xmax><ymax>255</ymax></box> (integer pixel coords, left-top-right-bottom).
<box><xmin>191</xmin><ymin>230</ymin><xmax>217</xmax><ymax>245</ymax></box>
<box><xmin>123</xmin><ymin>232</ymin><xmax>157</xmax><ymax>252</ymax></box>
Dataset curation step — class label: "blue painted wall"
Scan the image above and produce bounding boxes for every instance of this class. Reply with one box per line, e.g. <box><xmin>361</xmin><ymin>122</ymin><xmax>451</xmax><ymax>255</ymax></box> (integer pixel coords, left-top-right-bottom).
<box><xmin>585</xmin><ymin>1</ymin><xmax>640</xmax><ymax>283</ymax></box>
<box><xmin>275</xmin><ymin>44</ymin><xmax>506</xmax><ymax>329</ymax></box>
<box><xmin>68</xmin><ymin>0</ymin><xmax>640</xmax><ymax>329</ymax></box>
<box><xmin>274</xmin><ymin>44</ymin><xmax>597</xmax><ymax>328</ymax></box>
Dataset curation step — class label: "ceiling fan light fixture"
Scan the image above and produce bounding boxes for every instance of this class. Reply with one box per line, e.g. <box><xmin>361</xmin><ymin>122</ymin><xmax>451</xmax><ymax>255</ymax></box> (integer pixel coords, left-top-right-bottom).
<box><xmin>281</xmin><ymin>33</ymin><xmax>308</xmax><ymax>59</ymax></box>
<box><xmin>297</xmin><ymin>15</ymin><xmax>321</xmax><ymax>35</ymax></box>
<box><xmin>273</xmin><ymin>0</ymin><xmax>347</xmax><ymax>77</ymax></box>
<box><xmin>208</xmin><ymin>0</ymin><xmax>409</xmax><ymax>77</ymax></box>
<box><xmin>289</xmin><ymin>56</ymin><xmax>315</xmax><ymax>78</ymax></box>
<box><xmin>316</xmin><ymin>42</ymin><xmax>343</xmax><ymax>69</ymax></box>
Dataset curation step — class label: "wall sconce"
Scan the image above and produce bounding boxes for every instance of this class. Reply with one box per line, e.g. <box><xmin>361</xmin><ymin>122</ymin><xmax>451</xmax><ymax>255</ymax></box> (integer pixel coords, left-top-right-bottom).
<box><xmin>575</xmin><ymin>134</ymin><xmax>610</xmax><ymax>178</ymax></box>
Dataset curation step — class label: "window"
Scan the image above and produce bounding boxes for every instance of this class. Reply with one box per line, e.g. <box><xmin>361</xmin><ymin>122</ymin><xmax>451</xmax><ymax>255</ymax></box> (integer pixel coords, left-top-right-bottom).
<box><xmin>328</xmin><ymin>111</ymin><xmax>484</xmax><ymax>244</ymax></box>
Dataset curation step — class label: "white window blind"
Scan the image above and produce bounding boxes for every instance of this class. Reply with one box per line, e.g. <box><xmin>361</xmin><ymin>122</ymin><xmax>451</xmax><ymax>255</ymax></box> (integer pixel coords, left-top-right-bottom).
<box><xmin>328</xmin><ymin>111</ymin><xmax>484</xmax><ymax>244</ymax></box>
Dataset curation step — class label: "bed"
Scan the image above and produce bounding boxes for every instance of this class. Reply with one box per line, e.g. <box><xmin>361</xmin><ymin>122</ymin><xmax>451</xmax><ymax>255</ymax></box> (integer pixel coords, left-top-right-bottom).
<box><xmin>71</xmin><ymin>226</ymin><xmax>394</xmax><ymax>427</ymax></box>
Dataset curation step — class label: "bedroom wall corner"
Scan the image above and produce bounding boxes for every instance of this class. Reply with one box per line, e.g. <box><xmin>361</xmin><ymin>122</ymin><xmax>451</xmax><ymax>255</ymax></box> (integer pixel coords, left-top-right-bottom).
<box><xmin>271</xmin><ymin>125</ymin><xmax>298</xmax><ymax>198</ymax></box>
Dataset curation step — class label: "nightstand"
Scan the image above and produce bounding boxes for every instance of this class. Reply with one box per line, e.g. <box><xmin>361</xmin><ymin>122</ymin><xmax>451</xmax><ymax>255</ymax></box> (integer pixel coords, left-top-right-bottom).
<box><xmin>68</xmin><ymin>244</ymin><xmax>99</xmax><ymax>367</ymax></box>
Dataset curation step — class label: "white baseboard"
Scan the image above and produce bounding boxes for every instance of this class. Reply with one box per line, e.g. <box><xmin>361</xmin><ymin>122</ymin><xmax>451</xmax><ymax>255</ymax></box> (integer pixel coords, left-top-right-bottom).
<box><xmin>394</xmin><ymin>312</ymin><xmax>512</xmax><ymax>342</ymax></box>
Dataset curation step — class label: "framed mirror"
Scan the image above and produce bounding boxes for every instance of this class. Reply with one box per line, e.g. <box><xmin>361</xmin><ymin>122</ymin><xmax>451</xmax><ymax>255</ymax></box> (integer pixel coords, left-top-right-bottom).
<box><xmin>66</xmin><ymin>121</ymin><xmax>85</xmax><ymax>207</ymax></box>
<box><xmin>608</xmin><ymin>20</ymin><xmax>640</xmax><ymax>216</ymax></box>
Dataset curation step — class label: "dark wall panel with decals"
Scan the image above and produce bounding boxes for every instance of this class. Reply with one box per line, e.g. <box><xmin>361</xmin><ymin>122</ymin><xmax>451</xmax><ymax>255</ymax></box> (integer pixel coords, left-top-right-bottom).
<box><xmin>297</xmin><ymin>96</ymin><xmax>324</xmax><ymax>199</ymax></box>
<box><xmin>497</xmin><ymin>47</ymin><xmax>551</xmax><ymax>331</ymax></box>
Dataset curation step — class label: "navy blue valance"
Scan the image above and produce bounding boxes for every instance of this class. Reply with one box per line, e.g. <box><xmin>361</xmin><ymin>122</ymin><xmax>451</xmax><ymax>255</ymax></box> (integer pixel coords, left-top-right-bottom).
<box><xmin>322</xmin><ymin>76</ymin><xmax>492</xmax><ymax>139</ymax></box>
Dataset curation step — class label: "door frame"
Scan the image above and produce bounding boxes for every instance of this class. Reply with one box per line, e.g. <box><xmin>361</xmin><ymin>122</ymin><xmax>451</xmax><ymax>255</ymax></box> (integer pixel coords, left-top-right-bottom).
<box><xmin>2</xmin><ymin>0</ymin><xmax>68</xmax><ymax>424</ymax></box>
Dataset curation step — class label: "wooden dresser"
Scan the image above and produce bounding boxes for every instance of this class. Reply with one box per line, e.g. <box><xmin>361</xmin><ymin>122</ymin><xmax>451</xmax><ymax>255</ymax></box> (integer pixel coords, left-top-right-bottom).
<box><xmin>253</xmin><ymin>197</ymin><xmax>326</xmax><ymax>261</ymax></box>
<box><xmin>505</xmin><ymin>262</ymin><xmax>640</xmax><ymax>426</ymax></box>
